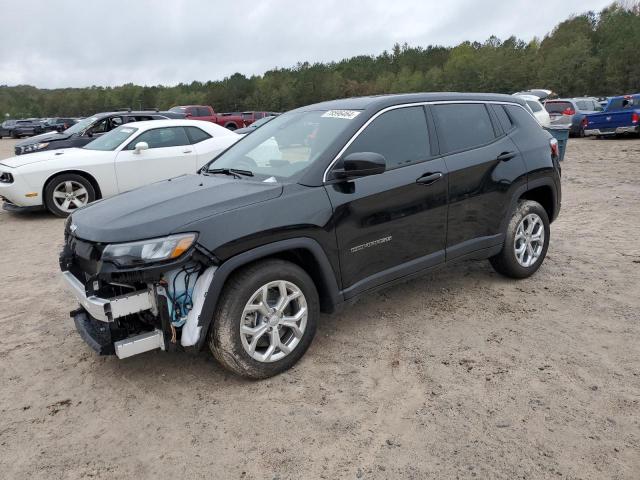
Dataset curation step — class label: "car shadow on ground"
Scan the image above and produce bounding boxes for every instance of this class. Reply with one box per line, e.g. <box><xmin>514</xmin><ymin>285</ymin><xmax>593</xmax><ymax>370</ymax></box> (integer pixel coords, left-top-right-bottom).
<box><xmin>93</xmin><ymin>258</ymin><xmax>508</xmax><ymax>388</ymax></box>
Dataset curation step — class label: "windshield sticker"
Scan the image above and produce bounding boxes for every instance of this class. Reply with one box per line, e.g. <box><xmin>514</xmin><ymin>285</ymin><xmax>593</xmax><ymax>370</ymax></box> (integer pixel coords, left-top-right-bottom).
<box><xmin>263</xmin><ymin>176</ymin><xmax>277</xmax><ymax>183</ymax></box>
<box><xmin>321</xmin><ymin>110</ymin><xmax>361</xmax><ymax>120</ymax></box>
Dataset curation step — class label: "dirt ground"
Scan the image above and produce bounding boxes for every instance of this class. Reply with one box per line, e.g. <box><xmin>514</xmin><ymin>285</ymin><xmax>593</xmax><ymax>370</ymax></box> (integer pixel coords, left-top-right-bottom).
<box><xmin>0</xmin><ymin>136</ymin><xmax>639</xmax><ymax>480</ymax></box>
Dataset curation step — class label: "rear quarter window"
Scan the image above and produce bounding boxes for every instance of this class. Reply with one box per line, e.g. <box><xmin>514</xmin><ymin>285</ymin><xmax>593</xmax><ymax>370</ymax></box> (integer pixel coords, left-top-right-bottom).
<box><xmin>491</xmin><ymin>105</ymin><xmax>514</xmax><ymax>132</ymax></box>
<box><xmin>504</xmin><ymin>104</ymin><xmax>543</xmax><ymax>131</ymax></box>
<box><xmin>433</xmin><ymin>103</ymin><xmax>496</xmax><ymax>154</ymax></box>
<box><xmin>186</xmin><ymin>126</ymin><xmax>212</xmax><ymax>143</ymax></box>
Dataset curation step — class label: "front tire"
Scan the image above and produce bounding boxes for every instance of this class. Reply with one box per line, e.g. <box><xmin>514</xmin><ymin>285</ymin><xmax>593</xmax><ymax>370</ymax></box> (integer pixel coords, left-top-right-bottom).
<box><xmin>490</xmin><ymin>200</ymin><xmax>550</xmax><ymax>279</ymax></box>
<box><xmin>44</xmin><ymin>173</ymin><xmax>96</xmax><ymax>218</ymax></box>
<box><xmin>208</xmin><ymin>259</ymin><xmax>319</xmax><ymax>379</ymax></box>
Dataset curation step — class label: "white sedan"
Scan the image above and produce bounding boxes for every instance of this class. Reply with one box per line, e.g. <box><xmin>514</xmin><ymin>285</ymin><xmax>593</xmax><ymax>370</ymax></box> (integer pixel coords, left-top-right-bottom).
<box><xmin>0</xmin><ymin>119</ymin><xmax>239</xmax><ymax>217</ymax></box>
<box><xmin>513</xmin><ymin>94</ymin><xmax>551</xmax><ymax>128</ymax></box>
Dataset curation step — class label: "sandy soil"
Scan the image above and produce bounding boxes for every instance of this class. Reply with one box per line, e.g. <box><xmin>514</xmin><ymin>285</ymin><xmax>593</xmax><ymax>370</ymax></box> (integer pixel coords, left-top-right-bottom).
<box><xmin>0</xmin><ymin>136</ymin><xmax>639</xmax><ymax>480</ymax></box>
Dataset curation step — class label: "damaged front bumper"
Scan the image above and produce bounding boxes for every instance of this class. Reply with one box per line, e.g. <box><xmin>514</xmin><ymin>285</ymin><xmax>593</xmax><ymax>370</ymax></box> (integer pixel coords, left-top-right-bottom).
<box><xmin>62</xmin><ymin>271</ymin><xmax>157</xmax><ymax>323</ymax></box>
<box><xmin>60</xmin><ymin>234</ymin><xmax>218</xmax><ymax>359</ymax></box>
<box><xmin>63</xmin><ymin>272</ymin><xmax>166</xmax><ymax>359</ymax></box>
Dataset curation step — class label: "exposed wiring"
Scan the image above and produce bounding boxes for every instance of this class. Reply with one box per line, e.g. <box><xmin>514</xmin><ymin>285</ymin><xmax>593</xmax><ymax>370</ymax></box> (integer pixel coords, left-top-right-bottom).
<box><xmin>166</xmin><ymin>265</ymin><xmax>203</xmax><ymax>328</ymax></box>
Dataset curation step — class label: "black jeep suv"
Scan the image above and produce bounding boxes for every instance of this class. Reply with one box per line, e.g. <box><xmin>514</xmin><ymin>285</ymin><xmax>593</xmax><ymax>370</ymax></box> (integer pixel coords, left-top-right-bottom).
<box><xmin>60</xmin><ymin>93</ymin><xmax>561</xmax><ymax>379</ymax></box>
<box><xmin>14</xmin><ymin>110</ymin><xmax>185</xmax><ymax>155</ymax></box>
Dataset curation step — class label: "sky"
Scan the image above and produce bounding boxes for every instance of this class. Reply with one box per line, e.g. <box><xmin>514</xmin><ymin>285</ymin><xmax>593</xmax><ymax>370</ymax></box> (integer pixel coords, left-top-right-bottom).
<box><xmin>0</xmin><ymin>0</ymin><xmax>614</xmax><ymax>89</ymax></box>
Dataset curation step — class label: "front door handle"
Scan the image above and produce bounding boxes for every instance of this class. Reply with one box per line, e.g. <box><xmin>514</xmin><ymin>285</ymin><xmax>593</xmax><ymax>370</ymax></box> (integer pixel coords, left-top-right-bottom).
<box><xmin>183</xmin><ymin>150</ymin><xmax>193</xmax><ymax>154</ymax></box>
<box><xmin>497</xmin><ymin>151</ymin><xmax>516</xmax><ymax>162</ymax></box>
<box><xmin>416</xmin><ymin>172</ymin><xmax>443</xmax><ymax>186</ymax></box>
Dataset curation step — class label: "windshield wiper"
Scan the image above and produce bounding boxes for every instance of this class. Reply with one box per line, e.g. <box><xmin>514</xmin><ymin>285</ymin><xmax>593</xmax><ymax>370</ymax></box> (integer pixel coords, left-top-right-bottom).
<box><xmin>206</xmin><ymin>168</ymin><xmax>254</xmax><ymax>179</ymax></box>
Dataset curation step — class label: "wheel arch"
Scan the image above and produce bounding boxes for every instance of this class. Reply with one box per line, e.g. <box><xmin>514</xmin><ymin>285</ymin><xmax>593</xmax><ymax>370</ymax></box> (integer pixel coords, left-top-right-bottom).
<box><xmin>195</xmin><ymin>238</ymin><xmax>342</xmax><ymax>351</ymax></box>
<box><xmin>519</xmin><ymin>184</ymin><xmax>555</xmax><ymax>222</ymax></box>
<box><xmin>42</xmin><ymin>169</ymin><xmax>103</xmax><ymax>201</ymax></box>
<box><xmin>500</xmin><ymin>177</ymin><xmax>559</xmax><ymax>234</ymax></box>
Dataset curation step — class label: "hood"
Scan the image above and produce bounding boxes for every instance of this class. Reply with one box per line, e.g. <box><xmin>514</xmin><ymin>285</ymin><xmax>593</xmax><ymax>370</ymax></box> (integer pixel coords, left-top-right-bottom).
<box><xmin>70</xmin><ymin>174</ymin><xmax>283</xmax><ymax>243</ymax></box>
<box><xmin>16</xmin><ymin>131</ymin><xmax>72</xmax><ymax>147</ymax></box>
<box><xmin>0</xmin><ymin>147</ymin><xmax>109</xmax><ymax>168</ymax></box>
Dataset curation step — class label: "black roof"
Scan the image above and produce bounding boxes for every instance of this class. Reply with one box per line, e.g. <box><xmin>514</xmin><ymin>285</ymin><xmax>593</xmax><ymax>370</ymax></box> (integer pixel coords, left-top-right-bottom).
<box><xmin>296</xmin><ymin>92</ymin><xmax>526</xmax><ymax>113</ymax></box>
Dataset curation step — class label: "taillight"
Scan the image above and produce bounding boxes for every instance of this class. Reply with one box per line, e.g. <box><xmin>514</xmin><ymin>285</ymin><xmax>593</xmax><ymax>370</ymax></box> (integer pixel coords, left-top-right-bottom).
<box><xmin>632</xmin><ymin>112</ymin><xmax>639</xmax><ymax>124</ymax></box>
<box><xmin>562</xmin><ymin>108</ymin><xmax>575</xmax><ymax>115</ymax></box>
<box><xmin>550</xmin><ymin>138</ymin><xmax>559</xmax><ymax>159</ymax></box>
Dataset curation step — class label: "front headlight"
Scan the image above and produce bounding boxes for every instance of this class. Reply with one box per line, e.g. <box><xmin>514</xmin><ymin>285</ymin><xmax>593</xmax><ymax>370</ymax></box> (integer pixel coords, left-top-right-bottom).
<box><xmin>102</xmin><ymin>233</ymin><xmax>197</xmax><ymax>267</ymax></box>
<box><xmin>24</xmin><ymin>142</ymin><xmax>49</xmax><ymax>152</ymax></box>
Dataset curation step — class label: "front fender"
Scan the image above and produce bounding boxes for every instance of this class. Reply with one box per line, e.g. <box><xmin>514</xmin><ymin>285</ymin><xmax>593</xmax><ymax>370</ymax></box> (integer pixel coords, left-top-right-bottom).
<box><xmin>195</xmin><ymin>237</ymin><xmax>342</xmax><ymax>351</ymax></box>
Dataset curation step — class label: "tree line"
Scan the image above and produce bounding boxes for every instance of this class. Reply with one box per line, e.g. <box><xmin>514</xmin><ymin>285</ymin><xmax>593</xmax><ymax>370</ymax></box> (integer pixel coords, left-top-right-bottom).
<box><xmin>1</xmin><ymin>1</ymin><xmax>639</xmax><ymax>119</ymax></box>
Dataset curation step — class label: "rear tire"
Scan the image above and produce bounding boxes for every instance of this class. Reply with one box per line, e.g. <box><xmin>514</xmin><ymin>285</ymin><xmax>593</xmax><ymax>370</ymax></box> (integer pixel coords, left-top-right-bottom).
<box><xmin>208</xmin><ymin>259</ymin><xmax>319</xmax><ymax>379</ymax></box>
<box><xmin>44</xmin><ymin>173</ymin><xmax>96</xmax><ymax>218</ymax></box>
<box><xmin>489</xmin><ymin>200</ymin><xmax>550</xmax><ymax>279</ymax></box>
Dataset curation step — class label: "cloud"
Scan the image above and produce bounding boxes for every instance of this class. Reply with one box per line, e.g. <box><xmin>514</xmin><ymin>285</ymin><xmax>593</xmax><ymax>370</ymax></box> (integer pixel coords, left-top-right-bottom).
<box><xmin>0</xmin><ymin>0</ymin><xmax>613</xmax><ymax>88</ymax></box>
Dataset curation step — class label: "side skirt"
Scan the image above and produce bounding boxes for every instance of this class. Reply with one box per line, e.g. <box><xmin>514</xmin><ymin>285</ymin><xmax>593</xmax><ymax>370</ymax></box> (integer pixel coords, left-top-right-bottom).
<box><xmin>339</xmin><ymin>243</ymin><xmax>503</xmax><ymax>306</ymax></box>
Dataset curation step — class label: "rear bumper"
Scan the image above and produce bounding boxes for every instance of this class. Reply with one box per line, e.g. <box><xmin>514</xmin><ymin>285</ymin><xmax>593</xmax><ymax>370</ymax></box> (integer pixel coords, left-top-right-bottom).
<box><xmin>584</xmin><ymin>125</ymin><xmax>639</xmax><ymax>136</ymax></box>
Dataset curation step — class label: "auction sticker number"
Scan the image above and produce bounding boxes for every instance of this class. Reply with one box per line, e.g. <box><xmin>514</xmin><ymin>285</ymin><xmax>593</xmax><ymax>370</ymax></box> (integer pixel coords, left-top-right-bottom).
<box><xmin>322</xmin><ymin>110</ymin><xmax>361</xmax><ymax>120</ymax></box>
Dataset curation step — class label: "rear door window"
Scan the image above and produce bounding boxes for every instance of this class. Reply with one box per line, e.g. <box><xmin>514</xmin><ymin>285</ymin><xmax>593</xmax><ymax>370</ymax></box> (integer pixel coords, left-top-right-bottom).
<box><xmin>342</xmin><ymin>106</ymin><xmax>430</xmax><ymax>170</ymax></box>
<box><xmin>433</xmin><ymin>103</ymin><xmax>496</xmax><ymax>154</ymax></box>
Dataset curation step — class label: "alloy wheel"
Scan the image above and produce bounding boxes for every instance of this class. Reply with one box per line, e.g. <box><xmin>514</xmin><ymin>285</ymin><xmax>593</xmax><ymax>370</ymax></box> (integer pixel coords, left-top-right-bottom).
<box><xmin>52</xmin><ymin>180</ymin><xmax>90</xmax><ymax>212</ymax></box>
<box><xmin>514</xmin><ymin>213</ymin><xmax>545</xmax><ymax>267</ymax></box>
<box><xmin>240</xmin><ymin>280</ymin><xmax>308</xmax><ymax>363</ymax></box>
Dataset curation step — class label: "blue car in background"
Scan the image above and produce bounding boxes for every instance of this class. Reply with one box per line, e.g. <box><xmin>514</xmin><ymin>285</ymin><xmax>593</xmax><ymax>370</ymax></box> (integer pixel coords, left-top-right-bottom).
<box><xmin>583</xmin><ymin>94</ymin><xmax>640</xmax><ymax>138</ymax></box>
<box><xmin>544</xmin><ymin>97</ymin><xmax>602</xmax><ymax>137</ymax></box>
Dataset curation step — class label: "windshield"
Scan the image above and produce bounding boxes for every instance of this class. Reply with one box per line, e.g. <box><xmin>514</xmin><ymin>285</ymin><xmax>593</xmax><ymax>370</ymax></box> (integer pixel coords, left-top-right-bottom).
<box><xmin>204</xmin><ymin>109</ymin><xmax>360</xmax><ymax>180</ymax></box>
<box><xmin>83</xmin><ymin>125</ymin><xmax>138</xmax><ymax>151</ymax></box>
<box><xmin>169</xmin><ymin>107</ymin><xmax>186</xmax><ymax>113</ymax></box>
<box><xmin>64</xmin><ymin>116</ymin><xmax>98</xmax><ymax>134</ymax></box>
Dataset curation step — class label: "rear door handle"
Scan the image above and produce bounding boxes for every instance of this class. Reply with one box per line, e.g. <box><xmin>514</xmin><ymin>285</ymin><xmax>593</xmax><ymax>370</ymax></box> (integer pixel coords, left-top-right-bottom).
<box><xmin>416</xmin><ymin>172</ymin><xmax>443</xmax><ymax>185</ymax></box>
<box><xmin>183</xmin><ymin>150</ymin><xmax>193</xmax><ymax>154</ymax></box>
<box><xmin>497</xmin><ymin>151</ymin><xmax>516</xmax><ymax>162</ymax></box>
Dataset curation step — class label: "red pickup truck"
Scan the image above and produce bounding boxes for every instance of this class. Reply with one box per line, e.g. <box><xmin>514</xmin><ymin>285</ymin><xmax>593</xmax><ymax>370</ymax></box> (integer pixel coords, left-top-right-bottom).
<box><xmin>242</xmin><ymin>111</ymin><xmax>280</xmax><ymax>126</ymax></box>
<box><xmin>169</xmin><ymin>105</ymin><xmax>245</xmax><ymax>130</ymax></box>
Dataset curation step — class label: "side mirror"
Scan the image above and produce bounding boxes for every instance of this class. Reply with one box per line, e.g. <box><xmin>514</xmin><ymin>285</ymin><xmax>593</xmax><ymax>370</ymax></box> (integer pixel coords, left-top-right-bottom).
<box><xmin>133</xmin><ymin>141</ymin><xmax>149</xmax><ymax>154</ymax></box>
<box><xmin>332</xmin><ymin>152</ymin><xmax>386</xmax><ymax>180</ymax></box>
<box><xmin>185</xmin><ymin>112</ymin><xmax>193</xmax><ymax>118</ymax></box>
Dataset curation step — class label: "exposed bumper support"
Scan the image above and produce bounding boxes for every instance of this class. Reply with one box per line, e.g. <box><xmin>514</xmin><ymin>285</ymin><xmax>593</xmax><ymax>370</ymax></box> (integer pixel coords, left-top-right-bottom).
<box><xmin>114</xmin><ymin>330</ymin><xmax>165</xmax><ymax>359</ymax></box>
<box><xmin>61</xmin><ymin>271</ymin><xmax>154</xmax><ymax>322</ymax></box>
